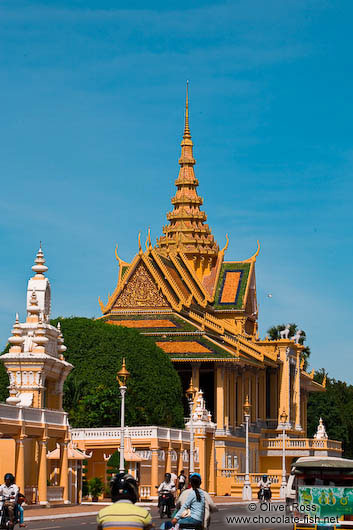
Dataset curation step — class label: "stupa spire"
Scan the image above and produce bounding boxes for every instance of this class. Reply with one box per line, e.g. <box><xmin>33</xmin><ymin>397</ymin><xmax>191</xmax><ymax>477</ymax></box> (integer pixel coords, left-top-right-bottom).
<box><xmin>184</xmin><ymin>81</ymin><xmax>191</xmax><ymax>139</ymax></box>
<box><xmin>157</xmin><ymin>84</ymin><xmax>219</xmax><ymax>271</ymax></box>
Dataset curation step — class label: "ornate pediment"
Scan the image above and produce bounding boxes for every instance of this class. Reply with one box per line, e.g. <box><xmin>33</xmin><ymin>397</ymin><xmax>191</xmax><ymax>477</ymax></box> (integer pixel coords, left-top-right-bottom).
<box><xmin>113</xmin><ymin>262</ymin><xmax>170</xmax><ymax>309</ymax></box>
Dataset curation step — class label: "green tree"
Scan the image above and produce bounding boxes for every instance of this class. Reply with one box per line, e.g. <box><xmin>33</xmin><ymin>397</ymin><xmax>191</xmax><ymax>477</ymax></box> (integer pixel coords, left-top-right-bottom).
<box><xmin>51</xmin><ymin>317</ymin><xmax>184</xmax><ymax>429</ymax></box>
<box><xmin>0</xmin><ymin>344</ymin><xmax>10</xmax><ymax>402</ymax></box>
<box><xmin>308</xmin><ymin>368</ymin><xmax>353</xmax><ymax>458</ymax></box>
<box><xmin>0</xmin><ymin>317</ymin><xmax>184</xmax><ymax>429</ymax></box>
<box><xmin>106</xmin><ymin>450</ymin><xmax>121</xmax><ymax>481</ymax></box>
<box><xmin>267</xmin><ymin>323</ymin><xmax>311</xmax><ymax>369</ymax></box>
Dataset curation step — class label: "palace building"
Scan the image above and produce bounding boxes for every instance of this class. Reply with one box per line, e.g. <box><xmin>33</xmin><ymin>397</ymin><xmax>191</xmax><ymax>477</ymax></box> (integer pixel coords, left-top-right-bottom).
<box><xmin>0</xmin><ymin>88</ymin><xmax>342</xmax><ymax>501</ymax></box>
<box><xmin>85</xmin><ymin>86</ymin><xmax>341</xmax><ymax>495</ymax></box>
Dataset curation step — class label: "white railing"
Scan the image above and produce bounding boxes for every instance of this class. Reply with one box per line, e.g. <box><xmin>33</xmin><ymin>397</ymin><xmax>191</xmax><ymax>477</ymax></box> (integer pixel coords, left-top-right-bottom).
<box><xmin>261</xmin><ymin>438</ymin><xmax>342</xmax><ymax>451</ymax></box>
<box><xmin>24</xmin><ymin>486</ymin><xmax>37</xmax><ymax>504</ymax></box>
<box><xmin>0</xmin><ymin>404</ymin><xmax>67</xmax><ymax>426</ymax></box>
<box><xmin>139</xmin><ymin>486</ymin><xmax>151</xmax><ymax>499</ymax></box>
<box><xmin>47</xmin><ymin>486</ymin><xmax>64</xmax><ymax>501</ymax></box>
<box><xmin>235</xmin><ymin>473</ymin><xmax>282</xmax><ymax>484</ymax></box>
<box><xmin>71</xmin><ymin>426</ymin><xmax>191</xmax><ymax>443</ymax></box>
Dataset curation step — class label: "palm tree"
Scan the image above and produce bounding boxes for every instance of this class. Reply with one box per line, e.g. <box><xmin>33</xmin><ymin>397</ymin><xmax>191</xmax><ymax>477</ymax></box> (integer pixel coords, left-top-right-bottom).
<box><xmin>267</xmin><ymin>323</ymin><xmax>311</xmax><ymax>369</ymax></box>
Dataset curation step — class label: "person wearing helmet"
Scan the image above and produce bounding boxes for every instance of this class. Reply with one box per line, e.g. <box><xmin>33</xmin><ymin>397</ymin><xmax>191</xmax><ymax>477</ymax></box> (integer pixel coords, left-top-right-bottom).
<box><xmin>157</xmin><ymin>473</ymin><xmax>176</xmax><ymax>512</ymax></box>
<box><xmin>97</xmin><ymin>473</ymin><xmax>152</xmax><ymax>530</ymax></box>
<box><xmin>173</xmin><ymin>473</ymin><xmax>217</xmax><ymax>529</ymax></box>
<box><xmin>158</xmin><ymin>473</ymin><xmax>176</xmax><ymax>494</ymax></box>
<box><xmin>258</xmin><ymin>474</ymin><xmax>272</xmax><ymax>501</ymax></box>
<box><xmin>172</xmin><ymin>473</ymin><xmax>205</xmax><ymax>530</ymax></box>
<box><xmin>0</xmin><ymin>473</ymin><xmax>19</xmax><ymax>529</ymax></box>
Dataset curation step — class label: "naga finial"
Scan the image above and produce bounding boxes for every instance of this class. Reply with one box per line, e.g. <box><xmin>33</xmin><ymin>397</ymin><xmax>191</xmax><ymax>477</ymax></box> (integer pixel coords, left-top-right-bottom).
<box><xmin>245</xmin><ymin>240</ymin><xmax>261</xmax><ymax>262</ymax></box>
<box><xmin>145</xmin><ymin>227</ymin><xmax>152</xmax><ymax>251</ymax></box>
<box><xmin>221</xmin><ymin>233</ymin><xmax>229</xmax><ymax>254</ymax></box>
<box><xmin>98</xmin><ymin>296</ymin><xmax>105</xmax><ymax>313</ymax></box>
<box><xmin>138</xmin><ymin>232</ymin><xmax>142</xmax><ymax>255</ymax></box>
<box><xmin>115</xmin><ymin>244</ymin><xmax>122</xmax><ymax>265</ymax></box>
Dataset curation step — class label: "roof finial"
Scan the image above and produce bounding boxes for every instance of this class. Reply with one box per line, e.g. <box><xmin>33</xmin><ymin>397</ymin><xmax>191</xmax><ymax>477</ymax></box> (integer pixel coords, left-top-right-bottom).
<box><xmin>184</xmin><ymin>80</ymin><xmax>191</xmax><ymax>139</ymax></box>
<box><xmin>32</xmin><ymin>245</ymin><xmax>48</xmax><ymax>277</ymax></box>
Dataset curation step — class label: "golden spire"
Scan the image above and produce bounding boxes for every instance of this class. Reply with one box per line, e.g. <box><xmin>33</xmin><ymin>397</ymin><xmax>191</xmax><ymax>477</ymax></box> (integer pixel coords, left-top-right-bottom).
<box><xmin>157</xmin><ymin>83</ymin><xmax>219</xmax><ymax>263</ymax></box>
<box><xmin>184</xmin><ymin>81</ymin><xmax>191</xmax><ymax>139</ymax></box>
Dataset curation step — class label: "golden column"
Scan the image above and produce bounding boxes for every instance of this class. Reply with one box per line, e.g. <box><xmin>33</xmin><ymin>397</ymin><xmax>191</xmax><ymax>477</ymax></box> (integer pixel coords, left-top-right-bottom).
<box><xmin>294</xmin><ymin>348</ymin><xmax>302</xmax><ymax>430</ymax></box>
<box><xmin>59</xmin><ymin>439</ymin><xmax>70</xmax><ymax>503</ymax></box>
<box><xmin>177</xmin><ymin>444</ymin><xmax>184</xmax><ymax>474</ymax></box>
<box><xmin>151</xmin><ymin>445</ymin><xmax>160</xmax><ymax>498</ymax></box>
<box><xmin>37</xmin><ymin>437</ymin><xmax>48</xmax><ymax>505</ymax></box>
<box><xmin>15</xmin><ymin>435</ymin><xmax>26</xmax><ymax>494</ymax></box>
<box><xmin>165</xmin><ymin>443</ymin><xmax>172</xmax><ymax>474</ymax></box>
<box><xmin>208</xmin><ymin>437</ymin><xmax>216</xmax><ymax>496</ymax></box>
<box><xmin>278</xmin><ymin>346</ymin><xmax>290</xmax><ymax>426</ymax></box>
<box><xmin>215</xmin><ymin>365</ymin><xmax>224</xmax><ymax>431</ymax></box>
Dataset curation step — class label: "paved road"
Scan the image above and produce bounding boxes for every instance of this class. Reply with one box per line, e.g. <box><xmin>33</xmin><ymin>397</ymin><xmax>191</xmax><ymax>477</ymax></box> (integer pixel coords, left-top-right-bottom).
<box><xmin>26</xmin><ymin>502</ymin><xmax>293</xmax><ymax>530</ymax></box>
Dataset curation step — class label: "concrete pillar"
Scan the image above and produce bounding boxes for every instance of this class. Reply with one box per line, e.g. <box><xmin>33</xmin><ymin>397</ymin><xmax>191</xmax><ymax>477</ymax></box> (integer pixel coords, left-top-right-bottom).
<box><xmin>224</xmin><ymin>368</ymin><xmax>229</xmax><ymax>432</ymax></box>
<box><xmin>216</xmin><ymin>365</ymin><xmax>225</xmax><ymax>432</ymax></box>
<box><xmin>37</xmin><ymin>438</ymin><xmax>48</xmax><ymax>505</ymax></box>
<box><xmin>270</xmin><ymin>370</ymin><xmax>278</xmax><ymax>419</ymax></box>
<box><xmin>278</xmin><ymin>346</ymin><xmax>291</xmax><ymax>426</ymax></box>
<box><xmin>177</xmin><ymin>445</ymin><xmax>184</xmax><ymax>474</ymax></box>
<box><xmin>294</xmin><ymin>349</ymin><xmax>302</xmax><ymax>430</ymax></box>
<box><xmin>165</xmin><ymin>444</ymin><xmax>172</xmax><ymax>474</ymax></box>
<box><xmin>59</xmin><ymin>440</ymin><xmax>70</xmax><ymax>503</ymax></box>
<box><xmin>151</xmin><ymin>445</ymin><xmax>159</xmax><ymax>498</ymax></box>
<box><xmin>15</xmin><ymin>437</ymin><xmax>26</xmax><ymax>493</ymax></box>
<box><xmin>192</xmin><ymin>363</ymin><xmax>200</xmax><ymax>391</ymax></box>
<box><xmin>261</xmin><ymin>371</ymin><xmax>266</xmax><ymax>420</ymax></box>
<box><xmin>229</xmin><ymin>369</ymin><xmax>235</xmax><ymax>430</ymax></box>
<box><xmin>236</xmin><ymin>373</ymin><xmax>242</xmax><ymax>426</ymax></box>
<box><xmin>197</xmin><ymin>434</ymin><xmax>207</xmax><ymax>486</ymax></box>
<box><xmin>208</xmin><ymin>436</ymin><xmax>216</xmax><ymax>496</ymax></box>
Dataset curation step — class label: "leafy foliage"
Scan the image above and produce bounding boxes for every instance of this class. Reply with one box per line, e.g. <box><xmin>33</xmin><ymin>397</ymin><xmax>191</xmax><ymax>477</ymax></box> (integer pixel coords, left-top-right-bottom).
<box><xmin>267</xmin><ymin>323</ymin><xmax>311</xmax><ymax>369</ymax></box>
<box><xmin>51</xmin><ymin>317</ymin><xmax>184</xmax><ymax>429</ymax></box>
<box><xmin>106</xmin><ymin>450</ymin><xmax>121</xmax><ymax>480</ymax></box>
<box><xmin>0</xmin><ymin>344</ymin><xmax>10</xmax><ymax>402</ymax></box>
<box><xmin>308</xmin><ymin>368</ymin><xmax>353</xmax><ymax>458</ymax></box>
<box><xmin>88</xmin><ymin>477</ymin><xmax>104</xmax><ymax>498</ymax></box>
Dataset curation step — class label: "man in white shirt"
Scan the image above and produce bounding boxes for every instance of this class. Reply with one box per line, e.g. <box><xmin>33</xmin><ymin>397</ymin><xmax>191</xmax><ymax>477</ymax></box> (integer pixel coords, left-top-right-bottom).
<box><xmin>158</xmin><ymin>473</ymin><xmax>176</xmax><ymax>494</ymax></box>
<box><xmin>0</xmin><ymin>473</ymin><xmax>19</xmax><ymax>529</ymax></box>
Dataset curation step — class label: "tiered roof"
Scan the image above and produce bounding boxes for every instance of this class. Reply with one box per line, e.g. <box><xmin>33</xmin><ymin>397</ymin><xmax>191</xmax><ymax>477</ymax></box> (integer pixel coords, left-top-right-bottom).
<box><xmin>97</xmin><ymin>86</ymin><xmax>323</xmax><ymax>389</ymax></box>
<box><xmin>157</xmin><ymin>83</ymin><xmax>219</xmax><ymax>259</ymax></box>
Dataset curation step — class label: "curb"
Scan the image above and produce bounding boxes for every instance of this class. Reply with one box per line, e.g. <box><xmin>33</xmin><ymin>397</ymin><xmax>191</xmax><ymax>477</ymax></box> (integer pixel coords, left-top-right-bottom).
<box><xmin>25</xmin><ymin>499</ymin><xmax>284</xmax><ymax>521</ymax></box>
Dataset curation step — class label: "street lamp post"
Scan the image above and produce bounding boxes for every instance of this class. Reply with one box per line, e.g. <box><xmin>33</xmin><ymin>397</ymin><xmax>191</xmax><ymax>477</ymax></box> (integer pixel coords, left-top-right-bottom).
<box><xmin>242</xmin><ymin>395</ymin><xmax>252</xmax><ymax>501</ymax></box>
<box><xmin>279</xmin><ymin>409</ymin><xmax>288</xmax><ymax>499</ymax></box>
<box><xmin>186</xmin><ymin>378</ymin><xmax>197</xmax><ymax>474</ymax></box>
<box><xmin>117</xmin><ymin>358</ymin><xmax>130</xmax><ymax>474</ymax></box>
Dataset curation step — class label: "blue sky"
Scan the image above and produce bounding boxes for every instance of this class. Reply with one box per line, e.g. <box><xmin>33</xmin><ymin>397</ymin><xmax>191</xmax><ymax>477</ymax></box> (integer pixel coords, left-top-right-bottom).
<box><xmin>0</xmin><ymin>0</ymin><xmax>352</xmax><ymax>382</ymax></box>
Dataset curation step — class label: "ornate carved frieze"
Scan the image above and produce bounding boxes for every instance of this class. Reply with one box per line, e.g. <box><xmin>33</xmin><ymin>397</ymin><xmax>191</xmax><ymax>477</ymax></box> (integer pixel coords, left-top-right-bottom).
<box><xmin>113</xmin><ymin>262</ymin><xmax>170</xmax><ymax>309</ymax></box>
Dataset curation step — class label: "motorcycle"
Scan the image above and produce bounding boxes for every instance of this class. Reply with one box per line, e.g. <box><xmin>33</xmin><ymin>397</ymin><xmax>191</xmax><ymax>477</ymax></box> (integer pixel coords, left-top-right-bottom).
<box><xmin>258</xmin><ymin>486</ymin><xmax>272</xmax><ymax>502</ymax></box>
<box><xmin>158</xmin><ymin>489</ymin><xmax>174</xmax><ymax>519</ymax></box>
<box><xmin>0</xmin><ymin>499</ymin><xmax>18</xmax><ymax>530</ymax></box>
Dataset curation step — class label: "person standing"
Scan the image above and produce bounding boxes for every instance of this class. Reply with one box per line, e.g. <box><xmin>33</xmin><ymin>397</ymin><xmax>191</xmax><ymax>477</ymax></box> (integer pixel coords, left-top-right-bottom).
<box><xmin>177</xmin><ymin>470</ymin><xmax>186</xmax><ymax>493</ymax></box>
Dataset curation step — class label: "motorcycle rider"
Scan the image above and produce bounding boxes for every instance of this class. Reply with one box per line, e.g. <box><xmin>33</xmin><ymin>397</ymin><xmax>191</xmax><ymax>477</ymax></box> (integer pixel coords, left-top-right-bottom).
<box><xmin>0</xmin><ymin>473</ymin><xmax>19</xmax><ymax>529</ymax></box>
<box><xmin>258</xmin><ymin>474</ymin><xmax>272</xmax><ymax>500</ymax></box>
<box><xmin>158</xmin><ymin>473</ymin><xmax>176</xmax><ymax>510</ymax></box>
<box><xmin>97</xmin><ymin>473</ymin><xmax>152</xmax><ymax>530</ymax></box>
<box><xmin>174</xmin><ymin>473</ymin><xmax>217</xmax><ymax>529</ymax></box>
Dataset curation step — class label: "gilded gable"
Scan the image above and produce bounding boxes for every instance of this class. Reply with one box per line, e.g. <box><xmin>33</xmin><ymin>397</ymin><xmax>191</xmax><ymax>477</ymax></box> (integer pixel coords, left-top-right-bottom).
<box><xmin>113</xmin><ymin>262</ymin><xmax>170</xmax><ymax>309</ymax></box>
